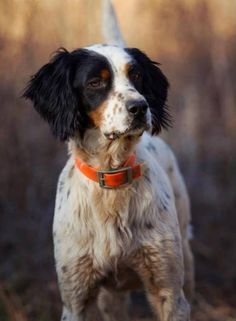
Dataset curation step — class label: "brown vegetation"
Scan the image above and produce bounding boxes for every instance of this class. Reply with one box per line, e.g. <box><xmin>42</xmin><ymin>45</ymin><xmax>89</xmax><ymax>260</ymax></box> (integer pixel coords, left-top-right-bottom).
<box><xmin>0</xmin><ymin>0</ymin><xmax>236</xmax><ymax>320</ymax></box>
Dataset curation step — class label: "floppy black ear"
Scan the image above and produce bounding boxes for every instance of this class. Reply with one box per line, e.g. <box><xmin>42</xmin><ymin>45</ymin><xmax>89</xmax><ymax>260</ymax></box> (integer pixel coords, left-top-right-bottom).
<box><xmin>23</xmin><ymin>48</ymin><xmax>86</xmax><ymax>140</ymax></box>
<box><xmin>126</xmin><ymin>48</ymin><xmax>171</xmax><ymax>134</ymax></box>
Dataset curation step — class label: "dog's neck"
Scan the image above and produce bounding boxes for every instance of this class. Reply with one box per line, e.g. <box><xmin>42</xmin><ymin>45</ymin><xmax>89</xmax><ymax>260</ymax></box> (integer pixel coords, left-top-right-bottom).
<box><xmin>68</xmin><ymin>128</ymin><xmax>141</xmax><ymax>170</ymax></box>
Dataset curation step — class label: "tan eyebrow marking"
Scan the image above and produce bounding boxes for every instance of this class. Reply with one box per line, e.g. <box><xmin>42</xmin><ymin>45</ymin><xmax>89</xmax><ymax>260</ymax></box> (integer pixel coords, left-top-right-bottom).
<box><xmin>124</xmin><ymin>63</ymin><xmax>132</xmax><ymax>76</ymax></box>
<box><xmin>100</xmin><ymin>69</ymin><xmax>110</xmax><ymax>80</ymax></box>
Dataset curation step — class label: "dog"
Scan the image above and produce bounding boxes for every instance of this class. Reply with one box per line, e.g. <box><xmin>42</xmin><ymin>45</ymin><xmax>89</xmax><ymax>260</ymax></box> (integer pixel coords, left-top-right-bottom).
<box><xmin>23</xmin><ymin>1</ymin><xmax>194</xmax><ymax>320</ymax></box>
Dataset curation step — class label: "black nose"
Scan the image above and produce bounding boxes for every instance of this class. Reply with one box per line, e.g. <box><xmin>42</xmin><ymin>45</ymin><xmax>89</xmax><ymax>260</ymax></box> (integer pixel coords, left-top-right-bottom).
<box><xmin>126</xmin><ymin>101</ymin><xmax>148</xmax><ymax>117</ymax></box>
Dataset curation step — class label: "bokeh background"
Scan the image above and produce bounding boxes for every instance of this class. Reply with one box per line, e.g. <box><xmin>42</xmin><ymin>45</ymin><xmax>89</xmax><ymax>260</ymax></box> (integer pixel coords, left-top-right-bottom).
<box><xmin>0</xmin><ymin>0</ymin><xmax>236</xmax><ymax>320</ymax></box>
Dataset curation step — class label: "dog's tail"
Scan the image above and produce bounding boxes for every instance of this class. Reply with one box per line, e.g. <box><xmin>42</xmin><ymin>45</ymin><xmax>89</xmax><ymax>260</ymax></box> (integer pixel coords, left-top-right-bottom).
<box><xmin>102</xmin><ymin>0</ymin><xmax>126</xmax><ymax>47</ymax></box>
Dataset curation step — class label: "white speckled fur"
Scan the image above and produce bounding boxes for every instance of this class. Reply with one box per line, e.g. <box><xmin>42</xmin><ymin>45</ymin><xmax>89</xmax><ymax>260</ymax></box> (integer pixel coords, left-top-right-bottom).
<box><xmin>86</xmin><ymin>45</ymin><xmax>151</xmax><ymax>136</ymax></box>
<box><xmin>52</xmin><ymin>0</ymin><xmax>193</xmax><ymax>319</ymax></box>
<box><xmin>53</xmin><ymin>131</ymin><xmax>193</xmax><ymax>321</ymax></box>
<box><xmin>55</xmin><ymin>135</ymin><xmax>177</xmax><ymax>265</ymax></box>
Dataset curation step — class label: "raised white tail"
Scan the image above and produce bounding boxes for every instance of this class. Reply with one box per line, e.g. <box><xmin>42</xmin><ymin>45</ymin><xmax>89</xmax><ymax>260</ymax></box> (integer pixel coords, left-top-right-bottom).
<box><xmin>102</xmin><ymin>0</ymin><xmax>126</xmax><ymax>47</ymax></box>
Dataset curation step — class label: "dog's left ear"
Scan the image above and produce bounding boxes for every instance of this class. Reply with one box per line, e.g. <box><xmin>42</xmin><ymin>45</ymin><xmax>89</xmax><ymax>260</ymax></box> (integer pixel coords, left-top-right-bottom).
<box><xmin>126</xmin><ymin>48</ymin><xmax>171</xmax><ymax>134</ymax></box>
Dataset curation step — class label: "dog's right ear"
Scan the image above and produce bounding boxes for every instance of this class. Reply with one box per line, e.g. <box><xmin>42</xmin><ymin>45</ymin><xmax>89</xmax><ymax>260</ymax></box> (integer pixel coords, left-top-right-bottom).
<box><xmin>23</xmin><ymin>48</ymin><xmax>87</xmax><ymax>141</ymax></box>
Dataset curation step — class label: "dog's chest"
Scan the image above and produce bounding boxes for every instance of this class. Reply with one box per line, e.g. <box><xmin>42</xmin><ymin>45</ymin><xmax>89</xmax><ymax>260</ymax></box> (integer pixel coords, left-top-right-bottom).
<box><xmin>54</xmin><ymin>179</ymin><xmax>132</xmax><ymax>264</ymax></box>
<box><xmin>53</xmin><ymin>166</ymin><xmax>154</xmax><ymax>269</ymax></box>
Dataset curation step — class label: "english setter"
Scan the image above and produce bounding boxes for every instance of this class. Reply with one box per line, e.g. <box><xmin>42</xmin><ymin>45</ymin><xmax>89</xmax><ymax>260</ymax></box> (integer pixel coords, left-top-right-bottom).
<box><xmin>23</xmin><ymin>5</ymin><xmax>194</xmax><ymax>321</ymax></box>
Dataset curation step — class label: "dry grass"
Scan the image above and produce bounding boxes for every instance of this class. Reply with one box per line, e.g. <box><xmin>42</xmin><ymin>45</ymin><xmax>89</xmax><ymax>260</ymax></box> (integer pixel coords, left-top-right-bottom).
<box><xmin>0</xmin><ymin>283</ymin><xmax>27</xmax><ymax>321</ymax></box>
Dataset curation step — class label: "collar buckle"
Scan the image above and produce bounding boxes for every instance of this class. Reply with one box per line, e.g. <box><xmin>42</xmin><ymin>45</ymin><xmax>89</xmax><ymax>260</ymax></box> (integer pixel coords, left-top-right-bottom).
<box><xmin>97</xmin><ymin>166</ymin><xmax>133</xmax><ymax>189</ymax></box>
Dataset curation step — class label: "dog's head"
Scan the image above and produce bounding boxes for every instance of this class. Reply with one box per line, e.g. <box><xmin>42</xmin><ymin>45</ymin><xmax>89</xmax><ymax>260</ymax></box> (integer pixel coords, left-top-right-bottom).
<box><xmin>23</xmin><ymin>45</ymin><xmax>170</xmax><ymax>141</ymax></box>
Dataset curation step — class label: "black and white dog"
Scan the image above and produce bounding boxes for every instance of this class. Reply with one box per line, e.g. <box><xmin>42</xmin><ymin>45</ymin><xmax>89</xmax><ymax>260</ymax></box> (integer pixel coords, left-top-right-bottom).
<box><xmin>23</xmin><ymin>1</ymin><xmax>194</xmax><ymax>320</ymax></box>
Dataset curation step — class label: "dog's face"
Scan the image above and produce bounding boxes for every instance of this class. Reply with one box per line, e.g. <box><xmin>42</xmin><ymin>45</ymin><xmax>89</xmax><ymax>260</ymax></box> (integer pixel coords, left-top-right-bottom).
<box><xmin>23</xmin><ymin>45</ymin><xmax>170</xmax><ymax>141</ymax></box>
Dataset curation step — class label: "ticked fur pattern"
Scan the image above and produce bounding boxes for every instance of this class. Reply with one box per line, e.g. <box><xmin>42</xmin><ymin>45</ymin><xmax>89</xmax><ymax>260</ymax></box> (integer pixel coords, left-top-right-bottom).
<box><xmin>23</xmin><ymin>2</ymin><xmax>194</xmax><ymax>320</ymax></box>
<box><xmin>52</xmin><ymin>132</ymin><xmax>193</xmax><ymax>321</ymax></box>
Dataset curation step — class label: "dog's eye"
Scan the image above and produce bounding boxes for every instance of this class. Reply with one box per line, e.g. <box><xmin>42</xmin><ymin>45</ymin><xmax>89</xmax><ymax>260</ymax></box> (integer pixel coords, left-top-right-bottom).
<box><xmin>129</xmin><ymin>70</ymin><xmax>142</xmax><ymax>82</ymax></box>
<box><xmin>87</xmin><ymin>78</ymin><xmax>105</xmax><ymax>89</ymax></box>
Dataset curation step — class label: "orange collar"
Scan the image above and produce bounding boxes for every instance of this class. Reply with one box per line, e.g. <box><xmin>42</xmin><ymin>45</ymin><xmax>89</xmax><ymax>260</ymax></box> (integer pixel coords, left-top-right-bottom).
<box><xmin>75</xmin><ymin>154</ymin><xmax>145</xmax><ymax>189</ymax></box>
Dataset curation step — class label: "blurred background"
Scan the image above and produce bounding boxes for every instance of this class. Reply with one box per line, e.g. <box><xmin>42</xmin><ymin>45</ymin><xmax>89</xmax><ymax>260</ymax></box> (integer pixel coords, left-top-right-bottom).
<box><xmin>0</xmin><ymin>0</ymin><xmax>236</xmax><ymax>320</ymax></box>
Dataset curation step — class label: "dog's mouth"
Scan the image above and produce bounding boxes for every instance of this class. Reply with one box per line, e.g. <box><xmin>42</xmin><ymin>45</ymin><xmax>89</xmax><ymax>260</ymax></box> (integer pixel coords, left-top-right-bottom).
<box><xmin>104</xmin><ymin>120</ymin><xmax>150</xmax><ymax>141</ymax></box>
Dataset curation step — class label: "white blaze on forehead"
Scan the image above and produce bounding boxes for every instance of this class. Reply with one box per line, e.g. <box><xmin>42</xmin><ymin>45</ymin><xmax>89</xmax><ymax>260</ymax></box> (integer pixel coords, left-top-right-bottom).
<box><xmin>86</xmin><ymin>44</ymin><xmax>132</xmax><ymax>70</ymax></box>
<box><xmin>86</xmin><ymin>44</ymin><xmax>139</xmax><ymax>97</ymax></box>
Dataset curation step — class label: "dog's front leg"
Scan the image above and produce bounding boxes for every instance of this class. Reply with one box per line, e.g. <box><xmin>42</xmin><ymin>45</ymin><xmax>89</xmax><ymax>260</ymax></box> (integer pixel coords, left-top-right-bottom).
<box><xmin>61</xmin><ymin>306</ymin><xmax>77</xmax><ymax>321</ymax></box>
<box><xmin>131</xmin><ymin>243</ymin><xmax>190</xmax><ymax>321</ymax></box>
<box><xmin>61</xmin><ymin>303</ymin><xmax>101</xmax><ymax>321</ymax></box>
<box><xmin>57</xmin><ymin>255</ymin><xmax>103</xmax><ymax>321</ymax></box>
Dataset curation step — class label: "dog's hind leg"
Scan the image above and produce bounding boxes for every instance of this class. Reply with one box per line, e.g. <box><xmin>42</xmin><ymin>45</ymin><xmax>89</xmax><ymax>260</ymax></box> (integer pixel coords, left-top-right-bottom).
<box><xmin>156</xmin><ymin>140</ymin><xmax>194</xmax><ymax>302</ymax></box>
<box><xmin>97</xmin><ymin>288</ymin><xmax>130</xmax><ymax>321</ymax></box>
<box><xmin>167</xmin><ymin>159</ymin><xmax>195</xmax><ymax>301</ymax></box>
